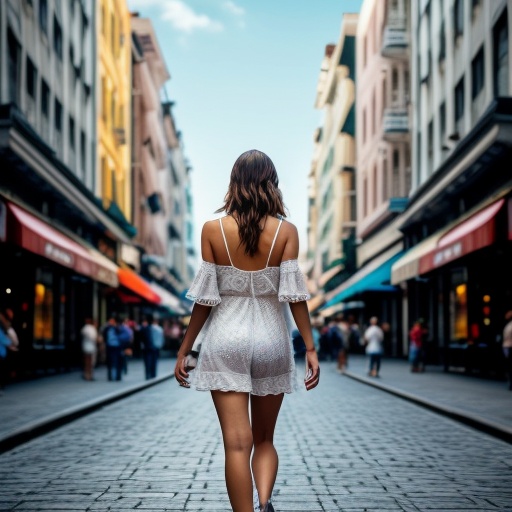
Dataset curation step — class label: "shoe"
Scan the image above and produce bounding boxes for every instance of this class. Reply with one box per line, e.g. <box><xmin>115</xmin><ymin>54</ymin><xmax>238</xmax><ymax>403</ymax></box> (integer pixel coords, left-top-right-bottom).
<box><xmin>260</xmin><ymin>503</ymin><xmax>275</xmax><ymax>512</ymax></box>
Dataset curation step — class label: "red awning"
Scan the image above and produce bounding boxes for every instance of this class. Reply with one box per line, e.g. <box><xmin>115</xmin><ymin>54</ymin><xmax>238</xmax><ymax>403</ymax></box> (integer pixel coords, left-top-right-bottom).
<box><xmin>6</xmin><ymin>201</ymin><xmax>119</xmax><ymax>286</ymax></box>
<box><xmin>419</xmin><ymin>199</ymin><xmax>505</xmax><ymax>274</ymax></box>
<box><xmin>118</xmin><ymin>268</ymin><xmax>161</xmax><ymax>304</ymax></box>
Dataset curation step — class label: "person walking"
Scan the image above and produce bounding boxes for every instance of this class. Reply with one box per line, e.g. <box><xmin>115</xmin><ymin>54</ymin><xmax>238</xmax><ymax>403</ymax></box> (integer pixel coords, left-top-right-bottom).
<box><xmin>409</xmin><ymin>319</ymin><xmax>428</xmax><ymax>373</ymax></box>
<box><xmin>102</xmin><ymin>316</ymin><xmax>123</xmax><ymax>381</ymax></box>
<box><xmin>174</xmin><ymin>149</ymin><xmax>320</xmax><ymax>512</ymax></box>
<box><xmin>502</xmin><ymin>310</ymin><xmax>512</xmax><ymax>390</ymax></box>
<box><xmin>0</xmin><ymin>309</ymin><xmax>18</xmax><ymax>390</ymax></box>
<box><xmin>363</xmin><ymin>316</ymin><xmax>385</xmax><ymax>377</ymax></box>
<box><xmin>139</xmin><ymin>315</ymin><xmax>154</xmax><ymax>380</ymax></box>
<box><xmin>148</xmin><ymin>316</ymin><xmax>164</xmax><ymax>379</ymax></box>
<box><xmin>81</xmin><ymin>318</ymin><xmax>98</xmax><ymax>381</ymax></box>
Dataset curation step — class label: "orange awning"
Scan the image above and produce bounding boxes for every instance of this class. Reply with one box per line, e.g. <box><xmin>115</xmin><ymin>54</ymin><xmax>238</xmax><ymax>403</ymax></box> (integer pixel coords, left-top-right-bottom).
<box><xmin>118</xmin><ymin>268</ymin><xmax>161</xmax><ymax>304</ymax></box>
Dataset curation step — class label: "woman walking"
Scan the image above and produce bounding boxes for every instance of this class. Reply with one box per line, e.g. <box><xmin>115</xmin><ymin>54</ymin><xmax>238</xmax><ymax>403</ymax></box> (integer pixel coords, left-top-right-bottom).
<box><xmin>174</xmin><ymin>150</ymin><xmax>320</xmax><ymax>512</ymax></box>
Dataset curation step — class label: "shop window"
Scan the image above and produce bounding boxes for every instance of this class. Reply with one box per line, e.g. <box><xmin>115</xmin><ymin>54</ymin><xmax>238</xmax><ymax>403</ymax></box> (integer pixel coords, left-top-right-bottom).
<box><xmin>33</xmin><ymin>268</ymin><xmax>59</xmax><ymax>349</ymax></box>
<box><xmin>439</xmin><ymin>101</ymin><xmax>446</xmax><ymax>149</ymax></box>
<box><xmin>450</xmin><ymin>270</ymin><xmax>468</xmax><ymax>342</ymax></box>
<box><xmin>454</xmin><ymin>76</ymin><xmax>465</xmax><ymax>122</ymax></box>
<box><xmin>69</xmin><ymin>116</ymin><xmax>75</xmax><ymax>149</ymax></box>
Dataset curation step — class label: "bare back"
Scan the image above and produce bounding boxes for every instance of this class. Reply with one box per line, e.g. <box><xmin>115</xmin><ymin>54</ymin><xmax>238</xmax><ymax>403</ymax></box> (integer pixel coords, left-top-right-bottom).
<box><xmin>202</xmin><ymin>215</ymin><xmax>299</xmax><ymax>271</ymax></box>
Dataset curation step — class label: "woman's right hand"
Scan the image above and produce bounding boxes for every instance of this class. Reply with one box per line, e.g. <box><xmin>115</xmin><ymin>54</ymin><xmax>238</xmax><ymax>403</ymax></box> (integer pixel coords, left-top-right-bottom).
<box><xmin>304</xmin><ymin>350</ymin><xmax>320</xmax><ymax>391</ymax></box>
<box><xmin>174</xmin><ymin>353</ymin><xmax>190</xmax><ymax>388</ymax></box>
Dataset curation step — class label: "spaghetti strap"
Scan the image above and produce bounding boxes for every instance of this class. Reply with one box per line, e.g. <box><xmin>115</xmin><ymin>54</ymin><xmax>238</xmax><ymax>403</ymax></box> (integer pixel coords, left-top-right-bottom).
<box><xmin>219</xmin><ymin>217</ymin><xmax>234</xmax><ymax>267</ymax></box>
<box><xmin>266</xmin><ymin>218</ymin><xmax>283</xmax><ymax>268</ymax></box>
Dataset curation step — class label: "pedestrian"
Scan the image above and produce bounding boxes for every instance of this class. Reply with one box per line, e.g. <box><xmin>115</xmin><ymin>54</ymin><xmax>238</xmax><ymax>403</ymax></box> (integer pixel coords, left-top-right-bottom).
<box><xmin>102</xmin><ymin>315</ymin><xmax>123</xmax><ymax>381</ymax></box>
<box><xmin>334</xmin><ymin>314</ymin><xmax>350</xmax><ymax>372</ymax></box>
<box><xmin>0</xmin><ymin>309</ymin><xmax>18</xmax><ymax>390</ymax></box>
<box><xmin>363</xmin><ymin>316</ymin><xmax>384</xmax><ymax>377</ymax></box>
<box><xmin>148</xmin><ymin>316</ymin><xmax>164</xmax><ymax>378</ymax></box>
<box><xmin>139</xmin><ymin>315</ymin><xmax>154</xmax><ymax>380</ymax></box>
<box><xmin>81</xmin><ymin>318</ymin><xmax>98</xmax><ymax>381</ymax></box>
<box><xmin>174</xmin><ymin>149</ymin><xmax>319</xmax><ymax>512</ymax></box>
<box><xmin>409</xmin><ymin>318</ymin><xmax>428</xmax><ymax>373</ymax></box>
<box><xmin>119</xmin><ymin>316</ymin><xmax>134</xmax><ymax>376</ymax></box>
<box><xmin>168</xmin><ymin>319</ymin><xmax>183</xmax><ymax>357</ymax></box>
<box><xmin>502</xmin><ymin>310</ymin><xmax>512</xmax><ymax>391</ymax></box>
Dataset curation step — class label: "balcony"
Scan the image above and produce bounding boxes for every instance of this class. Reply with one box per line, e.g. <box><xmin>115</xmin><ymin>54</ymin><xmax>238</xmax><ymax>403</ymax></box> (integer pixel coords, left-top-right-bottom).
<box><xmin>383</xmin><ymin>107</ymin><xmax>409</xmax><ymax>140</ymax></box>
<box><xmin>381</xmin><ymin>14</ymin><xmax>409</xmax><ymax>59</ymax></box>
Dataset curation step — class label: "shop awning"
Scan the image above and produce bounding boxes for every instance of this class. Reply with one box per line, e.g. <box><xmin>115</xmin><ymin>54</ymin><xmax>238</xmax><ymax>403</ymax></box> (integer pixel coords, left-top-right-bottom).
<box><xmin>322</xmin><ymin>251</ymin><xmax>402</xmax><ymax>308</ymax></box>
<box><xmin>390</xmin><ymin>233</ymin><xmax>444</xmax><ymax>284</ymax></box>
<box><xmin>318</xmin><ymin>263</ymin><xmax>343</xmax><ymax>288</ymax></box>
<box><xmin>320</xmin><ymin>301</ymin><xmax>365</xmax><ymax>318</ymax></box>
<box><xmin>149</xmin><ymin>282</ymin><xmax>187</xmax><ymax>315</ymax></box>
<box><xmin>418</xmin><ymin>198</ymin><xmax>504</xmax><ymax>275</ymax></box>
<box><xmin>6</xmin><ymin>201</ymin><xmax>121</xmax><ymax>286</ymax></box>
<box><xmin>118</xmin><ymin>268</ymin><xmax>161</xmax><ymax>304</ymax></box>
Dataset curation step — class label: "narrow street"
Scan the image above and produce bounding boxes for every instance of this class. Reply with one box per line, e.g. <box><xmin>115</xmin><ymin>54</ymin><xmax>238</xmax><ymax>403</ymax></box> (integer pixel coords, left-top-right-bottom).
<box><xmin>1</xmin><ymin>360</ymin><xmax>511</xmax><ymax>511</ymax></box>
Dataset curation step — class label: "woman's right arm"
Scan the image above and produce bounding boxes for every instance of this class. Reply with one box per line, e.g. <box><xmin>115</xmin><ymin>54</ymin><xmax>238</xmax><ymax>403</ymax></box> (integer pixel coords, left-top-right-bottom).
<box><xmin>174</xmin><ymin>222</ymin><xmax>216</xmax><ymax>386</ymax></box>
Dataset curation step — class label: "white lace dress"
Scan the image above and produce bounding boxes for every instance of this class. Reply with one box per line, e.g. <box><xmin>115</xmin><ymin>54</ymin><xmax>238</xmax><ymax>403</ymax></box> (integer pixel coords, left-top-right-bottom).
<box><xmin>186</xmin><ymin>259</ymin><xmax>310</xmax><ymax>395</ymax></box>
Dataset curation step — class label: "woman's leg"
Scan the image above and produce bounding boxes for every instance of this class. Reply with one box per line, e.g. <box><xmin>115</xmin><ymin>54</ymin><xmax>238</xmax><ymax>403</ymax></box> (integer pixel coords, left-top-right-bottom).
<box><xmin>211</xmin><ymin>391</ymin><xmax>254</xmax><ymax>512</ymax></box>
<box><xmin>250</xmin><ymin>393</ymin><xmax>284</xmax><ymax>507</ymax></box>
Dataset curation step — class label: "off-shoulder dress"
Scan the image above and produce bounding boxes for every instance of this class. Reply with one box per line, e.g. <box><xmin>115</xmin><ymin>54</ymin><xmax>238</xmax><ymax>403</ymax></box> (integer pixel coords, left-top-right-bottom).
<box><xmin>185</xmin><ymin>217</ymin><xmax>310</xmax><ymax>395</ymax></box>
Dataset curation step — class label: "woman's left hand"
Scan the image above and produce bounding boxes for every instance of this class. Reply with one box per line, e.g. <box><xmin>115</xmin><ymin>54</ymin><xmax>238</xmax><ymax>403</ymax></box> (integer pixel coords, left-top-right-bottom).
<box><xmin>304</xmin><ymin>350</ymin><xmax>320</xmax><ymax>391</ymax></box>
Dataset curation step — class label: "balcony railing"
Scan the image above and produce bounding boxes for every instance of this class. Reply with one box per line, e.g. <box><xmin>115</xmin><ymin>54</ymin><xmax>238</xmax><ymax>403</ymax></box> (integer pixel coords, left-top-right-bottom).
<box><xmin>381</xmin><ymin>13</ymin><xmax>409</xmax><ymax>59</ymax></box>
<box><xmin>383</xmin><ymin>108</ymin><xmax>409</xmax><ymax>140</ymax></box>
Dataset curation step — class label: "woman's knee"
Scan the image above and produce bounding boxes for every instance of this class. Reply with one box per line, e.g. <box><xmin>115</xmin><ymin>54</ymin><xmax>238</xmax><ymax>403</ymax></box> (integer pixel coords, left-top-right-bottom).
<box><xmin>223</xmin><ymin>428</ymin><xmax>253</xmax><ymax>453</ymax></box>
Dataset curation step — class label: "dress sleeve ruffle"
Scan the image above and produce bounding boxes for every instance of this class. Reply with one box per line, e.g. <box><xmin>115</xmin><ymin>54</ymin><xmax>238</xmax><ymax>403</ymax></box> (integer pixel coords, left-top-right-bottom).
<box><xmin>278</xmin><ymin>259</ymin><xmax>310</xmax><ymax>303</ymax></box>
<box><xmin>185</xmin><ymin>261</ymin><xmax>221</xmax><ymax>306</ymax></box>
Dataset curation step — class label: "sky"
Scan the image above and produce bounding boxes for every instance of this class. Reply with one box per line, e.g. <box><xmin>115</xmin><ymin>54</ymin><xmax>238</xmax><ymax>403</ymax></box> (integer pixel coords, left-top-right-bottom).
<box><xmin>127</xmin><ymin>0</ymin><xmax>363</xmax><ymax>255</ymax></box>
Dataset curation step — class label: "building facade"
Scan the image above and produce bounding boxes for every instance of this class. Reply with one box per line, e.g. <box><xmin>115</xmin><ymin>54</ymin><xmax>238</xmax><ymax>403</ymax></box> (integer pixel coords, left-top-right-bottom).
<box><xmin>391</xmin><ymin>0</ymin><xmax>512</xmax><ymax>373</ymax></box>
<box><xmin>307</xmin><ymin>14</ymin><xmax>358</xmax><ymax>312</ymax></box>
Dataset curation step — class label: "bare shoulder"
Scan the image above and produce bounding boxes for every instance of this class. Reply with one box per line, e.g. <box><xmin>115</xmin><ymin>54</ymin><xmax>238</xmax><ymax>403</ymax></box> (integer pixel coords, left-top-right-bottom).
<box><xmin>279</xmin><ymin>219</ymin><xmax>298</xmax><ymax>239</ymax></box>
<box><xmin>201</xmin><ymin>219</ymin><xmax>220</xmax><ymax>238</ymax></box>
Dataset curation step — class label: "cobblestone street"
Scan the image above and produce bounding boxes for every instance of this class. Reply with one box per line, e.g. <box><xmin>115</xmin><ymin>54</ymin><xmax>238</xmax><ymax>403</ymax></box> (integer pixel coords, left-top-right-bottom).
<box><xmin>1</xmin><ymin>360</ymin><xmax>512</xmax><ymax>511</ymax></box>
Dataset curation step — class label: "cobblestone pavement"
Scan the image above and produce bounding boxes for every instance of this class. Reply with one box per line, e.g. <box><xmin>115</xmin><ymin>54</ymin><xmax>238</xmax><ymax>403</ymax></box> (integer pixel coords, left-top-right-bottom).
<box><xmin>1</xmin><ymin>361</ymin><xmax>512</xmax><ymax>512</ymax></box>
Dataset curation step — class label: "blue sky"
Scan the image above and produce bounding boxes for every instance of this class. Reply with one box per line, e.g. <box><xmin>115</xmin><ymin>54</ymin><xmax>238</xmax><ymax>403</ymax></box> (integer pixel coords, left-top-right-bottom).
<box><xmin>127</xmin><ymin>0</ymin><xmax>363</xmax><ymax>254</ymax></box>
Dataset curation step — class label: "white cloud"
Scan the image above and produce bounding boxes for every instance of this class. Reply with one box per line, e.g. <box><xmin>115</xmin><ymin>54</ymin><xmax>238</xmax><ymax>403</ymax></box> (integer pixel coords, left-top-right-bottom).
<box><xmin>222</xmin><ymin>1</ymin><xmax>245</xmax><ymax>17</ymax></box>
<box><xmin>128</xmin><ymin>0</ymin><xmax>223</xmax><ymax>34</ymax></box>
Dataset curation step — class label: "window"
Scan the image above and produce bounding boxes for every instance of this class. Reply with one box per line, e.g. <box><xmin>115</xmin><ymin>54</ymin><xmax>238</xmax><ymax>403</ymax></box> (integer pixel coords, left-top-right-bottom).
<box><xmin>439</xmin><ymin>20</ymin><xmax>446</xmax><ymax>62</ymax></box>
<box><xmin>454</xmin><ymin>0</ymin><xmax>464</xmax><ymax>38</ymax></box>
<box><xmin>41</xmin><ymin>80</ymin><xmax>50</xmax><ymax>117</ymax></box>
<box><xmin>110</xmin><ymin>13</ymin><xmax>116</xmax><ymax>54</ymax></box>
<box><xmin>382</xmin><ymin>77</ymin><xmax>387</xmax><ymax>117</ymax></box>
<box><xmin>39</xmin><ymin>0</ymin><xmax>48</xmax><ymax>34</ymax></box>
<box><xmin>101</xmin><ymin>77</ymin><xmax>108</xmax><ymax>122</ymax></box>
<box><xmin>471</xmin><ymin>46</ymin><xmax>485</xmax><ymax>99</ymax></box>
<box><xmin>363</xmin><ymin>177</ymin><xmax>368</xmax><ymax>217</ymax></box>
<box><xmin>439</xmin><ymin>101</ymin><xmax>446</xmax><ymax>147</ymax></box>
<box><xmin>454</xmin><ymin>77</ymin><xmax>465</xmax><ymax>122</ymax></box>
<box><xmin>392</xmin><ymin>149</ymin><xmax>400</xmax><ymax>196</ymax></box>
<box><xmin>372</xmin><ymin>89</ymin><xmax>376</xmax><ymax>135</ymax></box>
<box><xmin>80</xmin><ymin>131</ymin><xmax>86</xmax><ymax>171</ymax></box>
<box><xmin>7</xmin><ymin>29</ymin><xmax>21</xmax><ymax>104</ymax></box>
<box><xmin>26</xmin><ymin>56</ymin><xmax>37</xmax><ymax>98</ymax></box>
<box><xmin>362</xmin><ymin>108</ymin><xmax>367</xmax><ymax>143</ymax></box>
<box><xmin>54</xmin><ymin>98</ymin><xmax>62</xmax><ymax>131</ymax></box>
<box><xmin>382</xmin><ymin>159</ymin><xmax>388</xmax><ymax>203</ymax></box>
<box><xmin>493</xmin><ymin>11</ymin><xmax>509</xmax><ymax>97</ymax></box>
<box><xmin>392</xmin><ymin>68</ymin><xmax>399</xmax><ymax>104</ymax></box>
<box><xmin>373</xmin><ymin>165</ymin><xmax>378</xmax><ymax>209</ymax></box>
<box><xmin>69</xmin><ymin>116</ymin><xmax>75</xmax><ymax>149</ymax></box>
<box><xmin>53</xmin><ymin>16</ymin><xmax>63</xmax><ymax>59</ymax></box>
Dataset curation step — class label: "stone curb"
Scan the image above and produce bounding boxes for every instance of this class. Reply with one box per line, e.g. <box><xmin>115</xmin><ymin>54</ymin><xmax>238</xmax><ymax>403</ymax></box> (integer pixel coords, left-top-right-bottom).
<box><xmin>0</xmin><ymin>372</ymin><xmax>174</xmax><ymax>455</ymax></box>
<box><xmin>343</xmin><ymin>369</ymin><xmax>512</xmax><ymax>445</ymax></box>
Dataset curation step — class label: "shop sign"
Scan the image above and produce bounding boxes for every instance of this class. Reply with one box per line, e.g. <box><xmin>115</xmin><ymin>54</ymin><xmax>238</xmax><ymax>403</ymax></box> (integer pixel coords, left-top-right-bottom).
<box><xmin>432</xmin><ymin>242</ymin><xmax>462</xmax><ymax>268</ymax></box>
<box><xmin>121</xmin><ymin>243</ymin><xmax>140</xmax><ymax>270</ymax></box>
<box><xmin>44</xmin><ymin>242</ymin><xmax>74</xmax><ymax>267</ymax></box>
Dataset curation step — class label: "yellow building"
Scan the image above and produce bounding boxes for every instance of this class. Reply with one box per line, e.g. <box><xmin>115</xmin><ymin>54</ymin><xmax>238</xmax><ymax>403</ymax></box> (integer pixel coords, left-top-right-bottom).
<box><xmin>97</xmin><ymin>0</ymin><xmax>132</xmax><ymax>221</ymax></box>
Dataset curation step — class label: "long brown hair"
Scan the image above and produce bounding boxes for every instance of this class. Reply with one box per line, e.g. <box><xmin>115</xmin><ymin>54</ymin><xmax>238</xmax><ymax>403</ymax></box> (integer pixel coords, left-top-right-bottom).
<box><xmin>216</xmin><ymin>150</ymin><xmax>287</xmax><ymax>256</ymax></box>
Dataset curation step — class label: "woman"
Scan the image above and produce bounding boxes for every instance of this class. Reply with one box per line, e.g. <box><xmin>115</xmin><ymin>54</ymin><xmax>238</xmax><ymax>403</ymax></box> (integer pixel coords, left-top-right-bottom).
<box><xmin>409</xmin><ymin>319</ymin><xmax>427</xmax><ymax>373</ymax></box>
<box><xmin>174</xmin><ymin>150</ymin><xmax>320</xmax><ymax>512</ymax></box>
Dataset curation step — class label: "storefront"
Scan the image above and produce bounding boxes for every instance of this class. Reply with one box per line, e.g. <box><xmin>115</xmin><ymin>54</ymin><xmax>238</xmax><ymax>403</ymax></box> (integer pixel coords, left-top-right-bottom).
<box><xmin>0</xmin><ymin>199</ymin><xmax>120</xmax><ymax>376</ymax></box>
